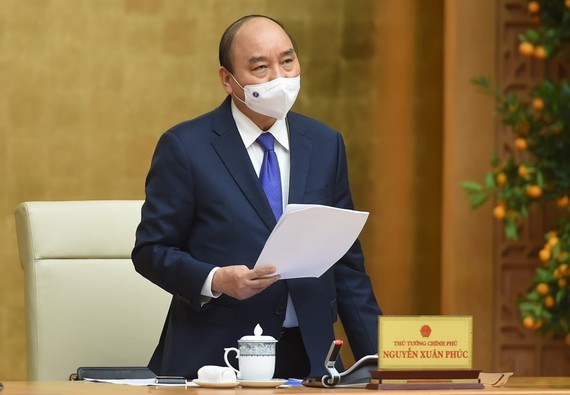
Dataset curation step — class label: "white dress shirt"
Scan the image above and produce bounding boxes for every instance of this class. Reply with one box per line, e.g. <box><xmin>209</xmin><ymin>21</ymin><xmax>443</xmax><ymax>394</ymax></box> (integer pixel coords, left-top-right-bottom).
<box><xmin>200</xmin><ymin>100</ymin><xmax>298</xmax><ymax>327</ymax></box>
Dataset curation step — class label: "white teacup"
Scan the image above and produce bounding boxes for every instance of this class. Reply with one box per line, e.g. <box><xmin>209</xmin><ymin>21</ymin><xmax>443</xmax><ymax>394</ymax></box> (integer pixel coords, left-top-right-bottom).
<box><xmin>224</xmin><ymin>324</ymin><xmax>277</xmax><ymax>381</ymax></box>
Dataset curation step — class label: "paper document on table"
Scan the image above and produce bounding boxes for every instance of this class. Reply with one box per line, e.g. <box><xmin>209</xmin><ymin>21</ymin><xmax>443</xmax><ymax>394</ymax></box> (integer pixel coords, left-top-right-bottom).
<box><xmin>83</xmin><ymin>378</ymin><xmax>196</xmax><ymax>387</ymax></box>
<box><xmin>254</xmin><ymin>204</ymin><xmax>369</xmax><ymax>279</ymax></box>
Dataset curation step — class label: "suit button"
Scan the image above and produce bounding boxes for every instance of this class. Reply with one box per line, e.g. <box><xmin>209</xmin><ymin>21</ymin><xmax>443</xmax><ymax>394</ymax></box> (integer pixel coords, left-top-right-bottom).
<box><xmin>274</xmin><ymin>306</ymin><xmax>284</xmax><ymax>315</ymax></box>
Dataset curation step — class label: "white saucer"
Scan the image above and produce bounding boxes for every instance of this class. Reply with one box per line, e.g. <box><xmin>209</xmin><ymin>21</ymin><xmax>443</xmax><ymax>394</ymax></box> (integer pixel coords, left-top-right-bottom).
<box><xmin>239</xmin><ymin>379</ymin><xmax>287</xmax><ymax>388</ymax></box>
<box><xmin>193</xmin><ymin>380</ymin><xmax>239</xmax><ymax>388</ymax></box>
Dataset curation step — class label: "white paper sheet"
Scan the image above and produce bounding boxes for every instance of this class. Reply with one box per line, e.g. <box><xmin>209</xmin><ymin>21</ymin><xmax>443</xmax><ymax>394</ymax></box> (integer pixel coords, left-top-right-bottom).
<box><xmin>83</xmin><ymin>378</ymin><xmax>197</xmax><ymax>387</ymax></box>
<box><xmin>254</xmin><ymin>204</ymin><xmax>369</xmax><ymax>279</ymax></box>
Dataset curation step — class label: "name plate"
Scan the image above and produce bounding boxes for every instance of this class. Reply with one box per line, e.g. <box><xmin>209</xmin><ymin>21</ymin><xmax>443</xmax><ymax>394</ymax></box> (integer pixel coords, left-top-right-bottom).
<box><xmin>378</xmin><ymin>316</ymin><xmax>473</xmax><ymax>370</ymax></box>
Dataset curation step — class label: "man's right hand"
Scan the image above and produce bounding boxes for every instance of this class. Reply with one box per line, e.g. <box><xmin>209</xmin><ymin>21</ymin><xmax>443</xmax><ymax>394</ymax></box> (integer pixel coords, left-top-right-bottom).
<box><xmin>211</xmin><ymin>265</ymin><xmax>280</xmax><ymax>300</ymax></box>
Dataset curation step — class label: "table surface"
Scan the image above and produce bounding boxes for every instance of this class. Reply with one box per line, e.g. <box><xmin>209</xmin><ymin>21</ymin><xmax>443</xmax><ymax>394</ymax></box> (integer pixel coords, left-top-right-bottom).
<box><xmin>1</xmin><ymin>377</ymin><xmax>570</xmax><ymax>395</ymax></box>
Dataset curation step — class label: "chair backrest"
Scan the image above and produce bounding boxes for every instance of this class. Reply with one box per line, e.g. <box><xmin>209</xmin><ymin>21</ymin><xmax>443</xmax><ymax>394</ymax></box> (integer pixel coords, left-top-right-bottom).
<box><xmin>15</xmin><ymin>200</ymin><xmax>171</xmax><ymax>380</ymax></box>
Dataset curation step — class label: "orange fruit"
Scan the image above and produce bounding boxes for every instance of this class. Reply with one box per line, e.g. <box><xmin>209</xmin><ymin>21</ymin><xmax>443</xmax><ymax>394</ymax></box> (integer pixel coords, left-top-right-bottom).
<box><xmin>536</xmin><ymin>283</ymin><xmax>550</xmax><ymax>296</ymax></box>
<box><xmin>515</xmin><ymin>138</ymin><xmax>528</xmax><ymax>150</ymax></box>
<box><xmin>557</xmin><ymin>195</ymin><xmax>569</xmax><ymax>208</ymax></box>
<box><xmin>566</xmin><ymin>333</ymin><xmax>570</xmax><ymax>346</ymax></box>
<box><xmin>526</xmin><ymin>185</ymin><xmax>542</xmax><ymax>198</ymax></box>
<box><xmin>496</xmin><ymin>172</ymin><xmax>507</xmax><ymax>186</ymax></box>
<box><xmin>532</xmin><ymin>97</ymin><xmax>545</xmax><ymax>111</ymax></box>
<box><xmin>534</xmin><ymin>318</ymin><xmax>544</xmax><ymax>329</ymax></box>
<box><xmin>548</xmin><ymin>237</ymin><xmax>560</xmax><ymax>248</ymax></box>
<box><xmin>519</xmin><ymin>42</ymin><xmax>534</xmax><ymax>57</ymax></box>
<box><xmin>534</xmin><ymin>46</ymin><xmax>547</xmax><ymax>59</ymax></box>
<box><xmin>539</xmin><ymin>248</ymin><xmax>551</xmax><ymax>263</ymax></box>
<box><xmin>528</xmin><ymin>1</ymin><xmax>540</xmax><ymax>13</ymax></box>
<box><xmin>523</xmin><ymin>316</ymin><xmax>535</xmax><ymax>328</ymax></box>
<box><xmin>518</xmin><ymin>165</ymin><xmax>528</xmax><ymax>178</ymax></box>
<box><xmin>560</xmin><ymin>264</ymin><xmax>569</xmax><ymax>275</ymax></box>
<box><xmin>559</xmin><ymin>278</ymin><xmax>568</xmax><ymax>288</ymax></box>
<box><xmin>493</xmin><ymin>205</ymin><xmax>506</xmax><ymax>220</ymax></box>
<box><xmin>566</xmin><ymin>0</ymin><xmax>570</xmax><ymax>8</ymax></box>
<box><xmin>544</xmin><ymin>295</ymin><xmax>555</xmax><ymax>309</ymax></box>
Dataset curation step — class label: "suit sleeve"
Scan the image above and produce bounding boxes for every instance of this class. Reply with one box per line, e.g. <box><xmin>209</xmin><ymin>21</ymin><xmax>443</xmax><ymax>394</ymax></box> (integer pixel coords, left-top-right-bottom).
<box><xmin>132</xmin><ymin>132</ymin><xmax>215</xmax><ymax>312</ymax></box>
<box><xmin>332</xmin><ymin>132</ymin><xmax>383</xmax><ymax>359</ymax></box>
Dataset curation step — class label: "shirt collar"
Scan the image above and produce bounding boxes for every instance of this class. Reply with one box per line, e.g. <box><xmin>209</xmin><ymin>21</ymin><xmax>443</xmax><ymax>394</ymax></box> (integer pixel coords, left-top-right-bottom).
<box><xmin>231</xmin><ymin>99</ymin><xmax>290</xmax><ymax>151</ymax></box>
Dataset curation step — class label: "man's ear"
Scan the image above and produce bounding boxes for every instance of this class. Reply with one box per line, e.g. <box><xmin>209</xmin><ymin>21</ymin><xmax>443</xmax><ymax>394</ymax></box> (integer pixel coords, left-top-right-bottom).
<box><xmin>218</xmin><ymin>67</ymin><xmax>233</xmax><ymax>95</ymax></box>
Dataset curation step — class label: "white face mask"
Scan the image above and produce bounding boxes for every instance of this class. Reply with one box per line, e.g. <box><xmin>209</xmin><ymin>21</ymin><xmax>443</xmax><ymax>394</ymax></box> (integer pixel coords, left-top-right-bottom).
<box><xmin>230</xmin><ymin>74</ymin><xmax>301</xmax><ymax>119</ymax></box>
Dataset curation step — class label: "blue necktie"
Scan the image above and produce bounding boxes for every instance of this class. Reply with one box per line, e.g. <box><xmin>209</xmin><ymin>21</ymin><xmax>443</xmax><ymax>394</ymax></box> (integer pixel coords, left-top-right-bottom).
<box><xmin>257</xmin><ymin>133</ymin><xmax>283</xmax><ymax>220</ymax></box>
<box><xmin>257</xmin><ymin>133</ymin><xmax>298</xmax><ymax>327</ymax></box>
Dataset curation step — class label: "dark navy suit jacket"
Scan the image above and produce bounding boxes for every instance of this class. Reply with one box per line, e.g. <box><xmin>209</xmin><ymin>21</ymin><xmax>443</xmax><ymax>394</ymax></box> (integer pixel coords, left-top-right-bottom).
<box><xmin>132</xmin><ymin>96</ymin><xmax>381</xmax><ymax>379</ymax></box>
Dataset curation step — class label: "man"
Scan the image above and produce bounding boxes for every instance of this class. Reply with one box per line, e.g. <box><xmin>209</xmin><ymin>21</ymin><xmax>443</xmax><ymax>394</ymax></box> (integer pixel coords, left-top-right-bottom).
<box><xmin>132</xmin><ymin>14</ymin><xmax>381</xmax><ymax>380</ymax></box>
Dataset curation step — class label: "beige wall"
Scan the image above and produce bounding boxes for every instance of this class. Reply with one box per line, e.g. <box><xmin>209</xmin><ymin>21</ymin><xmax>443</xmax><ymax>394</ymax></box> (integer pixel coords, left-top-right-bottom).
<box><xmin>1</xmin><ymin>0</ymin><xmax>496</xmax><ymax>380</ymax></box>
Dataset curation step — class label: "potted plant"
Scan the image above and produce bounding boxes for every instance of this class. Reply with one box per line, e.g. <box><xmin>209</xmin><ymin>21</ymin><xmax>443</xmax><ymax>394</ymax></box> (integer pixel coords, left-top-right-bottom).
<box><xmin>462</xmin><ymin>0</ymin><xmax>570</xmax><ymax>344</ymax></box>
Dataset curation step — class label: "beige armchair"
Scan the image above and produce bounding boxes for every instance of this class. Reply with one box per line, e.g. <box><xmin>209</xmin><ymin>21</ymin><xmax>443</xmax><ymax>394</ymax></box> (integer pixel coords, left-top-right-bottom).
<box><xmin>15</xmin><ymin>200</ymin><xmax>170</xmax><ymax>380</ymax></box>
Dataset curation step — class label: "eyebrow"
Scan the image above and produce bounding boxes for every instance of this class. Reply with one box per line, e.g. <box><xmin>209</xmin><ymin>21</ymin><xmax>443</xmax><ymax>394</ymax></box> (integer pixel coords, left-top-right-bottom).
<box><xmin>248</xmin><ymin>48</ymin><xmax>296</xmax><ymax>64</ymax></box>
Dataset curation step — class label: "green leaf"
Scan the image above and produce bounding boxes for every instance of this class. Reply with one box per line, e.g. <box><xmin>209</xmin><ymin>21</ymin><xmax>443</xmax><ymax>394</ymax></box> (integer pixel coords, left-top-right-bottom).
<box><xmin>505</xmin><ymin>217</ymin><xmax>519</xmax><ymax>240</ymax></box>
<box><xmin>519</xmin><ymin>301</ymin><xmax>539</xmax><ymax>311</ymax></box>
<box><xmin>526</xmin><ymin>291</ymin><xmax>541</xmax><ymax>302</ymax></box>
<box><xmin>485</xmin><ymin>172</ymin><xmax>496</xmax><ymax>189</ymax></box>
<box><xmin>504</xmin><ymin>92</ymin><xmax>518</xmax><ymax>106</ymax></box>
<box><xmin>470</xmin><ymin>75</ymin><xmax>490</xmax><ymax>88</ymax></box>
<box><xmin>470</xmin><ymin>193</ymin><xmax>489</xmax><ymax>209</ymax></box>
<box><xmin>526</xmin><ymin>29</ymin><xmax>540</xmax><ymax>43</ymax></box>
<box><xmin>537</xmin><ymin>171</ymin><xmax>545</xmax><ymax>188</ymax></box>
<box><xmin>556</xmin><ymin>289</ymin><xmax>566</xmax><ymax>304</ymax></box>
<box><xmin>461</xmin><ymin>181</ymin><xmax>483</xmax><ymax>193</ymax></box>
<box><xmin>552</xmin><ymin>243</ymin><xmax>560</xmax><ymax>260</ymax></box>
<box><xmin>544</xmin><ymin>28</ymin><xmax>557</xmax><ymax>40</ymax></box>
<box><xmin>536</xmin><ymin>268</ymin><xmax>550</xmax><ymax>282</ymax></box>
<box><xmin>541</xmin><ymin>308</ymin><xmax>553</xmax><ymax>320</ymax></box>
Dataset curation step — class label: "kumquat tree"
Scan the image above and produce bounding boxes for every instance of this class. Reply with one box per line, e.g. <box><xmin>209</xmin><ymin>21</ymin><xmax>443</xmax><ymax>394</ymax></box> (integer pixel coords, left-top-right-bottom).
<box><xmin>462</xmin><ymin>0</ymin><xmax>570</xmax><ymax>344</ymax></box>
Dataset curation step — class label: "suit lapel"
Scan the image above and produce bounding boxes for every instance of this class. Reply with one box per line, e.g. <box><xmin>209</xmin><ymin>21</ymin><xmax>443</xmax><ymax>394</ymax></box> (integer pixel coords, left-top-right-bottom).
<box><xmin>210</xmin><ymin>98</ymin><xmax>277</xmax><ymax>230</ymax></box>
<box><xmin>287</xmin><ymin>115</ymin><xmax>312</xmax><ymax>204</ymax></box>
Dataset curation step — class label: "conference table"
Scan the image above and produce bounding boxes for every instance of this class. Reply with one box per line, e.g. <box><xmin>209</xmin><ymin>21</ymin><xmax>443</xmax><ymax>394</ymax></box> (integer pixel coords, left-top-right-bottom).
<box><xmin>2</xmin><ymin>377</ymin><xmax>570</xmax><ymax>395</ymax></box>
